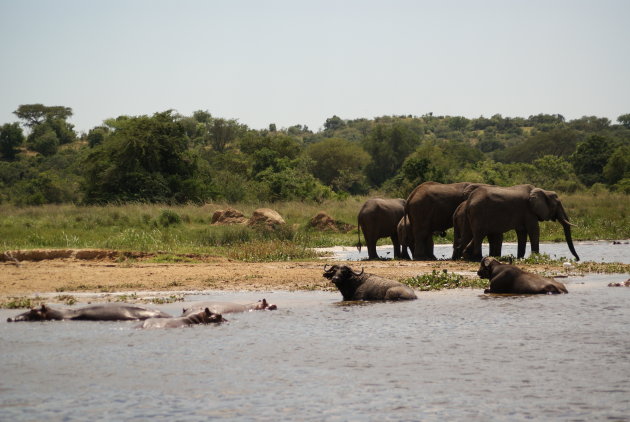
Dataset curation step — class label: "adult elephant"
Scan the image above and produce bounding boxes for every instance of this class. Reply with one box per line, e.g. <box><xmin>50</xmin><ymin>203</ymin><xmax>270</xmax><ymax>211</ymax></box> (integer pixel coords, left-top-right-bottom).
<box><xmin>405</xmin><ymin>181</ymin><xmax>486</xmax><ymax>260</ymax></box>
<box><xmin>357</xmin><ymin>198</ymin><xmax>406</xmax><ymax>260</ymax></box>
<box><xmin>460</xmin><ymin>184</ymin><xmax>580</xmax><ymax>261</ymax></box>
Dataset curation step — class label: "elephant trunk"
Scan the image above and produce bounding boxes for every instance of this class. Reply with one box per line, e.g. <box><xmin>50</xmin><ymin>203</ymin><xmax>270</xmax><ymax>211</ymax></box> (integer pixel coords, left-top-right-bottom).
<box><xmin>558</xmin><ymin>207</ymin><xmax>579</xmax><ymax>261</ymax></box>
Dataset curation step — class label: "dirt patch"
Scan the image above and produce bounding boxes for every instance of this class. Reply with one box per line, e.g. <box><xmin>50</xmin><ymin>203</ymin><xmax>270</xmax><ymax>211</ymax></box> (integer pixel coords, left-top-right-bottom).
<box><xmin>309</xmin><ymin>212</ymin><xmax>354</xmax><ymax>232</ymax></box>
<box><xmin>0</xmin><ymin>249</ymin><xmax>482</xmax><ymax>299</ymax></box>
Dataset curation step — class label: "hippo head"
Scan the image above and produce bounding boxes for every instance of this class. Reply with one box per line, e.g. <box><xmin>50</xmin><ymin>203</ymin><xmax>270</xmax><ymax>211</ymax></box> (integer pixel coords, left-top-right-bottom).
<box><xmin>7</xmin><ymin>304</ymin><xmax>50</xmax><ymax>322</ymax></box>
<box><xmin>254</xmin><ymin>299</ymin><xmax>277</xmax><ymax>311</ymax></box>
<box><xmin>477</xmin><ymin>257</ymin><xmax>499</xmax><ymax>279</ymax></box>
<box><xmin>200</xmin><ymin>308</ymin><xmax>226</xmax><ymax>324</ymax></box>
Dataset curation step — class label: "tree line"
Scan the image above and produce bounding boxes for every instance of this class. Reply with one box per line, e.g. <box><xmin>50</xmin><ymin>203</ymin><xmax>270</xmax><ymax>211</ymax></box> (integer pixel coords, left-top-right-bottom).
<box><xmin>1</xmin><ymin>104</ymin><xmax>629</xmax><ymax>205</ymax></box>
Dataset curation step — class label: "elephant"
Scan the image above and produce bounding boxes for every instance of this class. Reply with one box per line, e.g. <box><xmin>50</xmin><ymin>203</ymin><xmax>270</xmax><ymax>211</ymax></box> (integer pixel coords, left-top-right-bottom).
<box><xmin>357</xmin><ymin>198</ymin><xmax>407</xmax><ymax>260</ymax></box>
<box><xmin>396</xmin><ymin>216</ymin><xmax>414</xmax><ymax>260</ymax></box>
<box><xmin>456</xmin><ymin>184</ymin><xmax>579</xmax><ymax>261</ymax></box>
<box><xmin>478</xmin><ymin>257</ymin><xmax>568</xmax><ymax>294</ymax></box>
<box><xmin>452</xmin><ymin>201</ymin><xmax>503</xmax><ymax>259</ymax></box>
<box><xmin>182</xmin><ymin>298</ymin><xmax>277</xmax><ymax>316</ymax></box>
<box><xmin>7</xmin><ymin>303</ymin><xmax>173</xmax><ymax>322</ymax></box>
<box><xmin>405</xmin><ymin>181</ymin><xmax>487</xmax><ymax>260</ymax></box>
<box><xmin>139</xmin><ymin>308</ymin><xmax>225</xmax><ymax>329</ymax></box>
<box><xmin>323</xmin><ymin>264</ymin><xmax>417</xmax><ymax>301</ymax></box>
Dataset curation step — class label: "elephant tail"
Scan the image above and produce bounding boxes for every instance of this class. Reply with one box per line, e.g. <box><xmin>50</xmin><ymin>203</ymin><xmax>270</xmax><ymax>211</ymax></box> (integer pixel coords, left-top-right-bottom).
<box><xmin>356</xmin><ymin>220</ymin><xmax>362</xmax><ymax>252</ymax></box>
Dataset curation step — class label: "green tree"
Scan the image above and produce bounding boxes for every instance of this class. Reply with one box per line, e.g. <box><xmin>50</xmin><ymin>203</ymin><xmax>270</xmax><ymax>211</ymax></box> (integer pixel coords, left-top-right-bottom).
<box><xmin>362</xmin><ymin>123</ymin><xmax>418</xmax><ymax>186</ymax></box>
<box><xmin>210</xmin><ymin>118</ymin><xmax>242</xmax><ymax>152</ymax></box>
<box><xmin>617</xmin><ymin>114</ymin><xmax>630</xmax><ymax>129</ymax></box>
<box><xmin>87</xmin><ymin>126</ymin><xmax>109</xmax><ymax>148</ymax></box>
<box><xmin>323</xmin><ymin>115</ymin><xmax>346</xmax><ymax>132</ymax></box>
<box><xmin>603</xmin><ymin>145</ymin><xmax>630</xmax><ymax>185</ymax></box>
<box><xmin>82</xmin><ymin>111</ymin><xmax>210</xmax><ymax>203</ymax></box>
<box><xmin>305</xmin><ymin>138</ymin><xmax>371</xmax><ymax>193</ymax></box>
<box><xmin>14</xmin><ymin>104</ymin><xmax>73</xmax><ymax>128</ymax></box>
<box><xmin>570</xmin><ymin>135</ymin><xmax>613</xmax><ymax>186</ymax></box>
<box><xmin>27</xmin><ymin>125</ymin><xmax>59</xmax><ymax>156</ymax></box>
<box><xmin>0</xmin><ymin>122</ymin><xmax>24</xmax><ymax>160</ymax></box>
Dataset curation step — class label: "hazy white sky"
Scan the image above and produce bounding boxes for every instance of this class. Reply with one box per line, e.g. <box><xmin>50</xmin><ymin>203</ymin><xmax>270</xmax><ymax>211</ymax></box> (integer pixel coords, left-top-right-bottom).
<box><xmin>1</xmin><ymin>0</ymin><xmax>628</xmax><ymax>133</ymax></box>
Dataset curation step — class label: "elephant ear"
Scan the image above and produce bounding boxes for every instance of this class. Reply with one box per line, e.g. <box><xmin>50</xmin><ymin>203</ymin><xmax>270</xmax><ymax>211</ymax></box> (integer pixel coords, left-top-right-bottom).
<box><xmin>529</xmin><ymin>188</ymin><xmax>551</xmax><ymax>221</ymax></box>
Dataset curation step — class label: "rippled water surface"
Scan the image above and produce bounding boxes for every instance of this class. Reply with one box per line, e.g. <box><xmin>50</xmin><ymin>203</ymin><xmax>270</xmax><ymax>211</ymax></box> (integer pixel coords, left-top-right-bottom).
<box><xmin>1</xmin><ymin>242</ymin><xmax>629</xmax><ymax>421</ymax></box>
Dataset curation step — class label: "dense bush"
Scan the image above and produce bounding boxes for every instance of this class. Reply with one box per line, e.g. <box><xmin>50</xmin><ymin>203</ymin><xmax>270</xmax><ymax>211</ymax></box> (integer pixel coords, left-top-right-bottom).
<box><xmin>1</xmin><ymin>105</ymin><xmax>629</xmax><ymax>205</ymax></box>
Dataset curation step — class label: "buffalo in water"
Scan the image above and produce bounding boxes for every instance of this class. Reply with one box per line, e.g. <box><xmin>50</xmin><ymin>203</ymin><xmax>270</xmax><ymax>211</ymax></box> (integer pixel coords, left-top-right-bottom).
<box><xmin>323</xmin><ymin>264</ymin><xmax>417</xmax><ymax>301</ymax></box>
<box><xmin>478</xmin><ymin>257</ymin><xmax>568</xmax><ymax>294</ymax></box>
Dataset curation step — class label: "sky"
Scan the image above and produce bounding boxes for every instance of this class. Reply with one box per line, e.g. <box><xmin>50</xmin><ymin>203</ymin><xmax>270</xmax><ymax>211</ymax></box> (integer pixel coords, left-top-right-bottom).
<box><xmin>1</xmin><ymin>0</ymin><xmax>629</xmax><ymax>133</ymax></box>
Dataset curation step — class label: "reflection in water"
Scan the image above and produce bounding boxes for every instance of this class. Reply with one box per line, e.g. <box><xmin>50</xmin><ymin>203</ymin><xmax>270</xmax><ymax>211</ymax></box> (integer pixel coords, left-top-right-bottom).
<box><xmin>1</xmin><ymin>274</ymin><xmax>629</xmax><ymax>420</ymax></box>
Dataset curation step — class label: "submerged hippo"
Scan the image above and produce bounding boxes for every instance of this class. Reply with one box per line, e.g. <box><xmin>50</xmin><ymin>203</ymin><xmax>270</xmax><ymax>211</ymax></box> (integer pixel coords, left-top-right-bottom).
<box><xmin>7</xmin><ymin>303</ymin><xmax>172</xmax><ymax>322</ymax></box>
<box><xmin>323</xmin><ymin>264</ymin><xmax>417</xmax><ymax>301</ymax></box>
<box><xmin>181</xmin><ymin>298</ymin><xmax>277</xmax><ymax>316</ymax></box>
<box><xmin>139</xmin><ymin>308</ymin><xmax>225</xmax><ymax>329</ymax></box>
<box><xmin>478</xmin><ymin>257</ymin><xmax>568</xmax><ymax>294</ymax></box>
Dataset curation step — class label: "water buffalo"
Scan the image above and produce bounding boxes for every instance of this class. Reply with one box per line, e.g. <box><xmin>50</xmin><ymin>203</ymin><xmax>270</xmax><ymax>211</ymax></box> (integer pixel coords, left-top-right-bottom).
<box><xmin>139</xmin><ymin>308</ymin><xmax>225</xmax><ymax>329</ymax></box>
<box><xmin>182</xmin><ymin>298</ymin><xmax>277</xmax><ymax>316</ymax></box>
<box><xmin>7</xmin><ymin>303</ymin><xmax>173</xmax><ymax>322</ymax></box>
<box><xmin>478</xmin><ymin>257</ymin><xmax>568</xmax><ymax>294</ymax></box>
<box><xmin>323</xmin><ymin>264</ymin><xmax>417</xmax><ymax>301</ymax></box>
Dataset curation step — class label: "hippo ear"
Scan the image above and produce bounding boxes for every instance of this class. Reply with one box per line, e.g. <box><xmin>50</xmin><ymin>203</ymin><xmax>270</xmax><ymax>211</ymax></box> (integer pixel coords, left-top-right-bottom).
<box><xmin>204</xmin><ymin>307</ymin><xmax>211</xmax><ymax>315</ymax></box>
<box><xmin>40</xmin><ymin>304</ymin><xmax>48</xmax><ymax>312</ymax></box>
<box><xmin>260</xmin><ymin>299</ymin><xmax>268</xmax><ymax>307</ymax></box>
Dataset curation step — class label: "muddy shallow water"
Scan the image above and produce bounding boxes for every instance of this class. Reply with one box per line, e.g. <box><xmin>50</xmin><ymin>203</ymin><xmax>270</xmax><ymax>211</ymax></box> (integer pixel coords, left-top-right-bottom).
<box><xmin>1</xmin><ymin>273</ymin><xmax>629</xmax><ymax>421</ymax></box>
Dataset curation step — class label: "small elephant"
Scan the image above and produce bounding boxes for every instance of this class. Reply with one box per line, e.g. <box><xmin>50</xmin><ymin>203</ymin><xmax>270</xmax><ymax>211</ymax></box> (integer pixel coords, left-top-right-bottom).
<box><xmin>182</xmin><ymin>298</ymin><xmax>277</xmax><ymax>316</ymax></box>
<box><xmin>478</xmin><ymin>257</ymin><xmax>568</xmax><ymax>294</ymax></box>
<box><xmin>139</xmin><ymin>308</ymin><xmax>225</xmax><ymax>329</ymax></box>
<box><xmin>357</xmin><ymin>198</ymin><xmax>407</xmax><ymax>260</ymax></box>
<box><xmin>323</xmin><ymin>264</ymin><xmax>417</xmax><ymax>301</ymax></box>
<box><xmin>7</xmin><ymin>303</ymin><xmax>173</xmax><ymax>322</ymax></box>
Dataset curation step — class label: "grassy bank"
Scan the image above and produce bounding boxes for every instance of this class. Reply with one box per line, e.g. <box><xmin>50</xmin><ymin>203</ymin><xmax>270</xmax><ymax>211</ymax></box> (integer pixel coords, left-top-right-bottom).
<box><xmin>0</xmin><ymin>192</ymin><xmax>628</xmax><ymax>259</ymax></box>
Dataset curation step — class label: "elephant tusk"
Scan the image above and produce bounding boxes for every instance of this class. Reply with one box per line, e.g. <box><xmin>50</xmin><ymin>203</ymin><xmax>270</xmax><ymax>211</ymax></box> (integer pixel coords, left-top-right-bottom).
<box><xmin>562</xmin><ymin>219</ymin><xmax>577</xmax><ymax>227</ymax></box>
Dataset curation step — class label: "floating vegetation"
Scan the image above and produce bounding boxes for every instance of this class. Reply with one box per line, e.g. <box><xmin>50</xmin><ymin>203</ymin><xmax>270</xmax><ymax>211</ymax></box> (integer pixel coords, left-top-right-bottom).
<box><xmin>403</xmin><ymin>269</ymin><xmax>487</xmax><ymax>291</ymax></box>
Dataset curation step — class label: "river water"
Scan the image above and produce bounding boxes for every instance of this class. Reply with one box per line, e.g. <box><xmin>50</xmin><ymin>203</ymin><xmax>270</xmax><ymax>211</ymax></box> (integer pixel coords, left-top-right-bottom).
<box><xmin>325</xmin><ymin>240</ymin><xmax>630</xmax><ymax>263</ymax></box>
<box><xmin>1</xmin><ymin>243</ymin><xmax>629</xmax><ymax>421</ymax></box>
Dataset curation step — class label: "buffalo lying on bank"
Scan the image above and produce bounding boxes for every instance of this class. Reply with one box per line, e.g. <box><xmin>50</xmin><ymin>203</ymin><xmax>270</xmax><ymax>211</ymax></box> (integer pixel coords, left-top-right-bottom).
<box><xmin>478</xmin><ymin>257</ymin><xmax>568</xmax><ymax>294</ymax></box>
<box><xmin>323</xmin><ymin>264</ymin><xmax>417</xmax><ymax>301</ymax></box>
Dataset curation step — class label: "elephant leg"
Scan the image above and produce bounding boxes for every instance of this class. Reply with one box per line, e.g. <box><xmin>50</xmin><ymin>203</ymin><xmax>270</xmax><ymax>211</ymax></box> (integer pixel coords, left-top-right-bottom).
<box><xmin>366</xmin><ymin>237</ymin><xmax>379</xmax><ymax>260</ymax></box>
<box><xmin>516</xmin><ymin>229</ymin><xmax>527</xmax><ymax>258</ymax></box>
<box><xmin>470</xmin><ymin>232</ymin><xmax>484</xmax><ymax>261</ymax></box>
<box><xmin>392</xmin><ymin>236</ymin><xmax>402</xmax><ymax>259</ymax></box>
<box><xmin>528</xmin><ymin>223</ymin><xmax>540</xmax><ymax>255</ymax></box>
<box><xmin>488</xmin><ymin>233</ymin><xmax>503</xmax><ymax>257</ymax></box>
<box><xmin>425</xmin><ymin>236</ymin><xmax>436</xmax><ymax>260</ymax></box>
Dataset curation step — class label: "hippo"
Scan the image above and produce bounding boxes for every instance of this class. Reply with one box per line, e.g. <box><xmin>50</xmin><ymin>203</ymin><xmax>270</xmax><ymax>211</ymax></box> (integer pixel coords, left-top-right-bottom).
<box><xmin>138</xmin><ymin>308</ymin><xmax>225</xmax><ymax>329</ymax></box>
<box><xmin>478</xmin><ymin>257</ymin><xmax>568</xmax><ymax>294</ymax></box>
<box><xmin>7</xmin><ymin>303</ymin><xmax>173</xmax><ymax>322</ymax></box>
<box><xmin>323</xmin><ymin>264</ymin><xmax>417</xmax><ymax>301</ymax></box>
<box><xmin>181</xmin><ymin>298</ymin><xmax>277</xmax><ymax>316</ymax></box>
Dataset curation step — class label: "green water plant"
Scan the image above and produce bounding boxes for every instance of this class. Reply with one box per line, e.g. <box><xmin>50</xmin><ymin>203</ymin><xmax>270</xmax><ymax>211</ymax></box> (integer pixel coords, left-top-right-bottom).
<box><xmin>403</xmin><ymin>269</ymin><xmax>487</xmax><ymax>291</ymax></box>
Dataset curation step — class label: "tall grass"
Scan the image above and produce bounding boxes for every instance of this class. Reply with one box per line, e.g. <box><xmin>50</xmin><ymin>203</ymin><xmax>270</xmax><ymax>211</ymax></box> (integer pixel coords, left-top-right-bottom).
<box><xmin>0</xmin><ymin>192</ymin><xmax>628</xmax><ymax>258</ymax></box>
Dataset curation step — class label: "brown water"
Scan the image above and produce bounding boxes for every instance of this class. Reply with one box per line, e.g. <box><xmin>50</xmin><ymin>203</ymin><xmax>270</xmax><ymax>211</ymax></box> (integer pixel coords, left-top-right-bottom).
<box><xmin>1</xmin><ymin>272</ymin><xmax>629</xmax><ymax>421</ymax></box>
